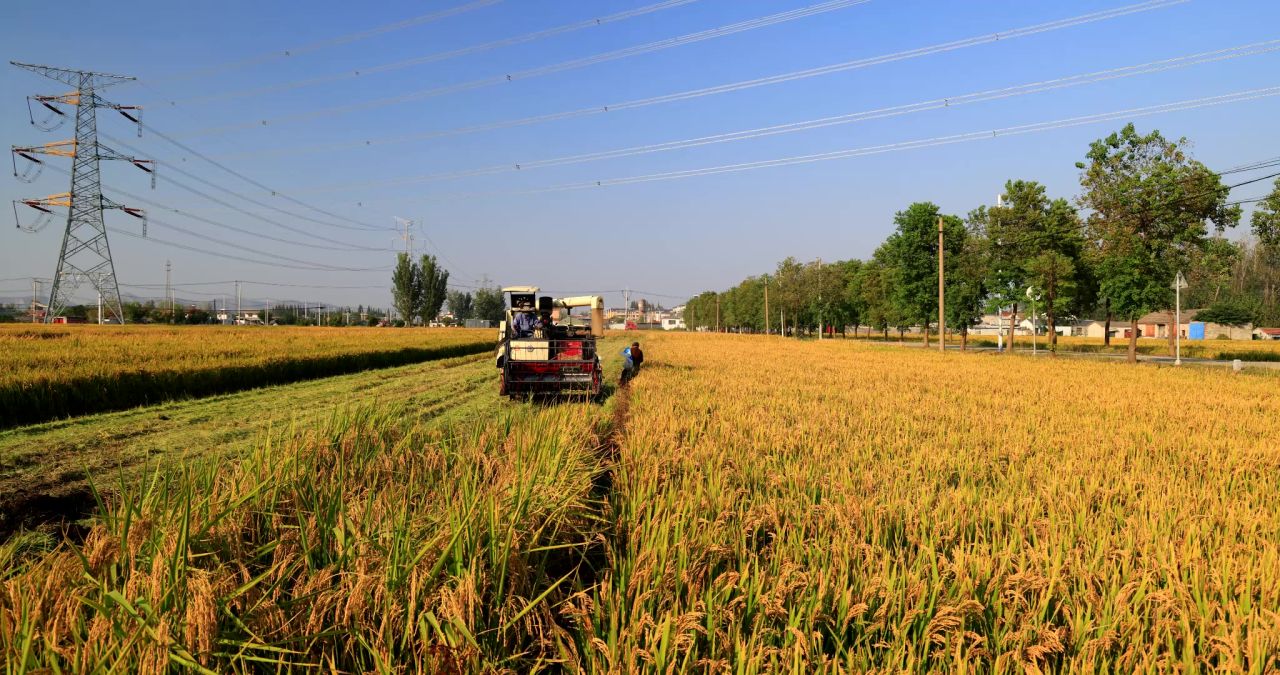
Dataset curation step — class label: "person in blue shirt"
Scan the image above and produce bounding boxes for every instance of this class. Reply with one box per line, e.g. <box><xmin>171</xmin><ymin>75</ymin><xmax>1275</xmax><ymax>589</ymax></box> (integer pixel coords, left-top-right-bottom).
<box><xmin>512</xmin><ymin>310</ymin><xmax>538</xmax><ymax>337</ymax></box>
<box><xmin>620</xmin><ymin>341</ymin><xmax>643</xmax><ymax>384</ymax></box>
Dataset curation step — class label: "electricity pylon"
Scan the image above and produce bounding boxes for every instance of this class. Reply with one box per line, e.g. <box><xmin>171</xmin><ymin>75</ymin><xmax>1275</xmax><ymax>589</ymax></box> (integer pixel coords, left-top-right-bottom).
<box><xmin>10</xmin><ymin>61</ymin><xmax>152</xmax><ymax>324</ymax></box>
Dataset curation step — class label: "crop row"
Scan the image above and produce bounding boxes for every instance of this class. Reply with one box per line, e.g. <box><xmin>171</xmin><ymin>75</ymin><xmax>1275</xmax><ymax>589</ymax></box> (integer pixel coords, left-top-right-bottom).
<box><xmin>0</xmin><ymin>326</ymin><xmax>494</xmax><ymax>428</ymax></box>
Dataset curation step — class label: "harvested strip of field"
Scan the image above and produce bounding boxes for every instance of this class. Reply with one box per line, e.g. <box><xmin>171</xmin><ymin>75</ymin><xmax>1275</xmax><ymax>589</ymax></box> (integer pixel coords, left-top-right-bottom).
<box><xmin>579</xmin><ymin>333</ymin><xmax>1280</xmax><ymax>671</ymax></box>
<box><xmin>0</xmin><ymin>325</ymin><xmax>494</xmax><ymax>428</ymax></box>
<box><xmin>0</xmin><ymin>351</ymin><xmax>495</xmax><ymax>537</ymax></box>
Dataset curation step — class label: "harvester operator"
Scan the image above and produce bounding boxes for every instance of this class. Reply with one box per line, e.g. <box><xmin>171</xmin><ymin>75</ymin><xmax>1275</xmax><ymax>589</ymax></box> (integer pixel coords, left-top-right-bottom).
<box><xmin>512</xmin><ymin>298</ymin><xmax>539</xmax><ymax>337</ymax></box>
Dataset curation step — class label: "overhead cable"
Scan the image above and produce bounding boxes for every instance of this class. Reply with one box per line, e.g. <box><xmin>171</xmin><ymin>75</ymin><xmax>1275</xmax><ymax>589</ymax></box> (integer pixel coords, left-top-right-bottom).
<box><xmin>298</xmin><ymin>40</ymin><xmax>1280</xmax><ymax>193</ymax></box>
<box><xmin>181</xmin><ymin>0</ymin><xmax>877</xmax><ymax>136</ymax></box>
<box><xmin>217</xmin><ymin>0</ymin><xmax>1191</xmax><ymax>159</ymax></box>
<box><xmin>136</xmin><ymin>0</ymin><xmax>503</xmax><ymax>86</ymax></box>
<box><xmin>408</xmin><ymin>86</ymin><xmax>1280</xmax><ymax>200</ymax></box>
<box><xmin>160</xmin><ymin>0</ymin><xmax>703</xmax><ymax>105</ymax></box>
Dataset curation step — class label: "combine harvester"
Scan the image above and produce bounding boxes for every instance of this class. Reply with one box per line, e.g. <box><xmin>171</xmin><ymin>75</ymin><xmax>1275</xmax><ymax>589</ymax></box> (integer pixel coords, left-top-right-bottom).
<box><xmin>496</xmin><ymin>286</ymin><xmax>605</xmax><ymax>399</ymax></box>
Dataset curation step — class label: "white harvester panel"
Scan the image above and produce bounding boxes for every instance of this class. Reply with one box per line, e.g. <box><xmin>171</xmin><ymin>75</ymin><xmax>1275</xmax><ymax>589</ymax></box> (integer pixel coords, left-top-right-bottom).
<box><xmin>509</xmin><ymin>340</ymin><xmax>549</xmax><ymax>361</ymax></box>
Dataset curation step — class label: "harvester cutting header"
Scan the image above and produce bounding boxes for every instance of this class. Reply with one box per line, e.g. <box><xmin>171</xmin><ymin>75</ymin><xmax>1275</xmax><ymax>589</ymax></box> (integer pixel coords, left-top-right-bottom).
<box><xmin>496</xmin><ymin>286</ymin><xmax>605</xmax><ymax>398</ymax></box>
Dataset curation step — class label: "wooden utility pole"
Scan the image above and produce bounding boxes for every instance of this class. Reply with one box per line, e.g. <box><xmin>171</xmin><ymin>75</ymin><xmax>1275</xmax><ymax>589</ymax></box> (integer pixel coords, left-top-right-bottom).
<box><xmin>764</xmin><ymin>279</ymin><xmax>770</xmax><ymax>335</ymax></box>
<box><xmin>937</xmin><ymin>216</ymin><xmax>945</xmax><ymax>353</ymax></box>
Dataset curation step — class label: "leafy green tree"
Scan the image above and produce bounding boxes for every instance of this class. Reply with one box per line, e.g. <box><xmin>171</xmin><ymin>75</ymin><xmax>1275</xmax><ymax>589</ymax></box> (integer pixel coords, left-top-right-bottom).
<box><xmin>417</xmin><ymin>254</ymin><xmax>450</xmax><ymax>325</ymax></box>
<box><xmin>1077</xmin><ymin>124</ymin><xmax>1240</xmax><ymax>362</ymax></box>
<box><xmin>948</xmin><ymin>213</ymin><xmax>992</xmax><ymax>349</ymax></box>
<box><xmin>1252</xmin><ymin>178</ymin><xmax>1280</xmax><ymax>316</ymax></box>
<box><xmin>1025</xmin><ymin>198</ymin><xmax>1086</xmax><ymax>351</ymax></box>
<box><xmin>1196</xmin><ymin>300</ymin><xmax>1257</xmax><ymax>326</ymax></box>
<box><xmin>858</xmin><ymin>254</ymin><xmax>896</xmax><ymax>340</ymax></box>
<box><xmin>390</xmin><ymin>253</ymin><xmax>420</xmax><ymax>326</ymax></box>
<box><xmin>472</xmin><ymin>284</ymin><xmax>506</xmax><ymax>324</ymax></box>
<box><xmin>447</xmin><ymin>290</ymin><xmax>474</xmax><ymax>320</ymax></box>
<box><xmin>880</xmin><ymin>202</ymin><xmax>964</xmax><ymax>346</ymax></box>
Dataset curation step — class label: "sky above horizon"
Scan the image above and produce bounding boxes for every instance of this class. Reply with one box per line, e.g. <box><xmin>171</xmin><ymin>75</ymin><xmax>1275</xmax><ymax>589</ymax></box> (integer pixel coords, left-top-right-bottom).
<box><xmin>3</xmin><ymin>0</ymin><xmax>1279</xmax><ymax>310</ymax></box>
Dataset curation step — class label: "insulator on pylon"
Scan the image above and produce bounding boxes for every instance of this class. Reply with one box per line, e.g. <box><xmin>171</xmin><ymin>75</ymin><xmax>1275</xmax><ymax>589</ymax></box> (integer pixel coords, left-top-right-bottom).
<box><xmin>12</xmin><ymin>201</ymin><xmax>53</xmax><ymax>233</ymax></box>
<box><xmin>131</xmin><ymin>159</ymin><xmax>157</xmax><ymax>189</ymax></box>
<box><xmin>11</xmin><ymin>148</ymin><xmax>45</xmax><ymax>183</ymax></box>
<box><xmin>117</xmin><ymin>106</ymin><xmax>143</xmax><ymax>137</ymax></box>
<box><xmin>26</xmin><ymin>96</ymin><xmax>66</xmax><ymax>132</ymax></box>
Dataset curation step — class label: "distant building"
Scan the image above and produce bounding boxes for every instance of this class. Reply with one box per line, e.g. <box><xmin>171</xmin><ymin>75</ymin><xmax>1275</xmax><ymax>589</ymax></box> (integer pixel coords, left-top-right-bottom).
<box><xmin>1254</xmin><ymin>327</ymin><xmax>1280</xmax><ymax>340</ymax></box>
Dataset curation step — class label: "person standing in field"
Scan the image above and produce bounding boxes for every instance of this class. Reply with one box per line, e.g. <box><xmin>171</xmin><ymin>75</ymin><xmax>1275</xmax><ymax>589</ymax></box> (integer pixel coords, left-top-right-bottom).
<box><xmin>621</xmin><ymin>341</ymin><xmax>644</xmax><ymax>385</ymax></box>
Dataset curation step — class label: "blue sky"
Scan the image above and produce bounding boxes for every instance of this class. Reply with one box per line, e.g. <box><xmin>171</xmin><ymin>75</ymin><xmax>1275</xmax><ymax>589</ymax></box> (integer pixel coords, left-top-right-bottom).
<box><xmin>3</xmin><ymin>0</ymin><xmax>1278</xmax><ymax>310</ymax></box>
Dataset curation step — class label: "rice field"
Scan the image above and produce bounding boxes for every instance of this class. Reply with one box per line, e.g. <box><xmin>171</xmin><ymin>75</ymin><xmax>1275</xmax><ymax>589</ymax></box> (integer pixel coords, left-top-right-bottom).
<box><xmin>4</xmin><ymin>331</ymin><xmax>1280</xmax><ymax>672</ymax></box>
<box><xmin>851</xmin><ymin>331</ymin><xmax>1280</xmax><ymax>361</ymax></box>
<box><xmin>0</xmin><ymin>325</ymin><xmax>494</xmax><ymax>428</ymax></box>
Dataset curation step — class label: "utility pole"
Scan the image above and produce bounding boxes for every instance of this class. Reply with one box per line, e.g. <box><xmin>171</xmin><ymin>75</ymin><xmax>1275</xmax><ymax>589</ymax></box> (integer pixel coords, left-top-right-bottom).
<box><xmin>97</xmin><ymin>290</ymin><xmax>103</xmax><ymax>325</ymax></box>
<box><xmin>764</xmin><ymin>278</ymin><xmax>770</xmax><ymax>335</ymax></box>
<box><xmin>164</xmin><ymin>260</ymin><xmax>172</xmax><ymax>323</ymax></box>
<box><xmin>817</xmin><ymin>257</ymin><xmax>824</xmax><ymax>341</ymax></box>
<box><xmin>235</xmin><ymin>280</ymin><xmax>241</xmax><ymax>324</ymax></box>
<box><xmin>30</xmin><ymin>278</ymin><xmax>41</xmax><ymax>323</ymax></box>
<box><xmin>265</xmin><ymin>299</ymin><xmax>270</xmax><ymax>325</ymax></box>
<box><xmin>10</xmin><ymin>62</ymin><xmax>152</xmax><ymax>324</ymax></box>
<box><xmin>1174</xmin><ymin>271</ymin><xmax>1187</xmax><ymax>366</ymax></box>
<box><xmin>937</xmin><ymin>216</ymin><xmax>945</xmax><ymax>353</ymax></box>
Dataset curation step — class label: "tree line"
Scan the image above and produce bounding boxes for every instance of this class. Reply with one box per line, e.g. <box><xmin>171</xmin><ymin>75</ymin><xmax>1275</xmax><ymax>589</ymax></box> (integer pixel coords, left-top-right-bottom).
<box><xmin>684</xmin><ymin>124</ymin><xmax>1280</xmax><ymax>362</ymax></box>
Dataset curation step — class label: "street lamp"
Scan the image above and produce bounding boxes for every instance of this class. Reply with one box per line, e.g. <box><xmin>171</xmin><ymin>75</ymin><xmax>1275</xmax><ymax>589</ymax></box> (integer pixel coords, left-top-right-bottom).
<box><xmin>1026</xmin><ymin>286</ymin><xmax>1042</xmax><ymax>356</ymax></box>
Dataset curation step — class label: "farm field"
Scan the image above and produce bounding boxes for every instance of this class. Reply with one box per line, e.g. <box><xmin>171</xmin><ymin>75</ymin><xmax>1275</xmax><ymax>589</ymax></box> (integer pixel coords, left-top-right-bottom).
<box><xmin>4</xmin><ymin>331</ymin><xmax>1280</xmax><ymax>672</ymax></box>
<box><xmin>848</xmin><ymin>331</ymin><xmax>1280</xmax><ymax>361</ymax></box>
<box><xmin>0</xmin><ymin>325</ymin><xmax>494</xmax><ymax>428</ymax></box>
<box><xmin>0</xmin><ymin>348</ymin><xmax>502</xmax><ymax>537</ymax></box>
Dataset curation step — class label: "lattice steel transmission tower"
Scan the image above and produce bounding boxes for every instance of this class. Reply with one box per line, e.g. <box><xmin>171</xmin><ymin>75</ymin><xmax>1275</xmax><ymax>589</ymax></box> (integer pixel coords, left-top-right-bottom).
<box><xmin>10</xmin><ymin>61</ymin><xmax>152</xmax><ymax>324</ymax></box>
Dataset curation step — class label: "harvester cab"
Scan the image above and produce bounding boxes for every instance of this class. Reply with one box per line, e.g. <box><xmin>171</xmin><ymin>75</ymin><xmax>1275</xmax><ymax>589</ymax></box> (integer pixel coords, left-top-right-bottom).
<box><xmin>496</xmin><ymin>286</ymin><xmax>605</xmax><ymax>398</ymax></box>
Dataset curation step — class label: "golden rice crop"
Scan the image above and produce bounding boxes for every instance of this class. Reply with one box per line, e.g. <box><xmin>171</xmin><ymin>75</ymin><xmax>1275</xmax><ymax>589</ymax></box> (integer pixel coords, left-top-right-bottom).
<box><xmin>0</xmin><ymin>325</ymin><xmax>493</xmax><ymax>428</ymax></box>
<box><xmin>1</xmin><ymin>398</ymin><xmax>616</xmax><ymax>672</ymax></box>
<box><xmin>853</xmin><ymin>331</ymin><xmax>1280</xmax><ymax>361</ymax></box>
<box><xmin>4</xmin><ymin>331</ymin><xmax>1279</xmax><ymax>672</ymax></box>
<box><xmin>573</xmin><ymin>333</ymin><xmax>1280</xmax><ymax>672</ymax></box>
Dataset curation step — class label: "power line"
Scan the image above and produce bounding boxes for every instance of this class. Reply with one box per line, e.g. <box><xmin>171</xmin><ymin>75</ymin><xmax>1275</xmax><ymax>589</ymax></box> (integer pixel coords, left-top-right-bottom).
<box><xmin>135</xmin><ymin>0</ymin><xmax>503</xmax><ymax>86</ymax></box>
<box><xmin>179</xmin><ymin>0</ymin><xmax>876</xmax><ymax>137</ymax></box>
<box><xmin>137</xmin><ymin>121</ymin><xmax>392</xmax><ymax>231</ymax></box>
<box><xmin>295</xmin><ymin>39</ymin><xmax>1280</xmax><ymax>193</ymax></box>
<box><xmin>142</xmin><ymin>216</ymin><xmax>392</xmax><ymax>271</ymax></box>
<box><xmin>158</xmin><ymin>0</ymin><xmax>703</xmax><ymax>106</ymax></box>
<box><xmin>103</xmin><ymin>132</ymin><xmax>382</xmax><ymax>233</ymax></box>
<box><xmin>214</xmin><ymin>0</ymin><xmax>1189</xmax><ymax>159</ymax></box>
<box><xmin>408</xmin><ymin>85</ymin><xmax>1280</xmax><ymax>200</ymax></box>
<box><xmin>114</xmin><ymin>227</ymin><xmax>395</xmax><ymax>272</ymax></box>
<box><xmin>40</xmin><ymin>160</ymin><xmax>394</xmax><ymax>254</ymax></box>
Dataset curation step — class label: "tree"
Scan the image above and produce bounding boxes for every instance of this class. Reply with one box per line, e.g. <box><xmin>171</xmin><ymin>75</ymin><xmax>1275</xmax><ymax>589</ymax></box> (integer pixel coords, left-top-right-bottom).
<box><xmin>880</xmin><ymin>202</ymin><xmax>964</xmax><ymax>346</ymax></box>
<box><xmin>448</xmin><ymin>290</ymin><xmax>474</xmax><ymax>321</ymax></box>
<box><xmin>948</xmin><ymin>213</ymin><xmax>992</xmax><ymax>349</ymax></box>
<box><xmin>858</xmin><ymin>254</ymin><xmax>896</xmax><ymax>340</ymax></box>
<box><xmin>473</xmin><ymin>284</ymin><xmax>506</xmax><ymax>323</ymax></box>
<box><xmin>417</xmin><ymin>254</ymin><xmax>449</xmax><ymax>325</ymax></box>
<box><xmin>1078</xmin><ymin>124</ymin><xmax>1240</xmax><ymax>362</ymax></box>
<box><xmin>1252</xmin><ymin>178</ymin><xmax>1280</xmax><ymax>315</ymax></box>
<box><xmin>1195</xmin><ymin>300</ymin><xmax>1256</xmax><ymax>326</ymax></box>
<box><xmin>984</xmin><ymin>181</ymin><xmax>1084</xmax><ymax>353</ymax></box>
<box><xmin>391</xmin><ymin>253</ymin><xmax>420</xmax><ymax>326</ymax></box>
<box><xmin>1024</xmin><ymin>198</ymin><xmax>1086</xmax><ymax>351</ymax></box>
